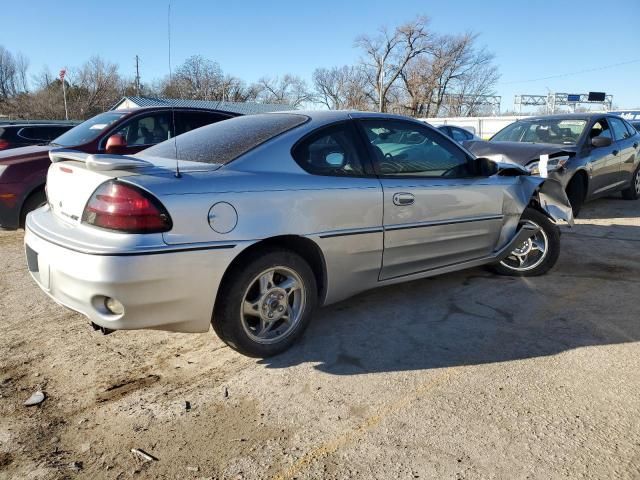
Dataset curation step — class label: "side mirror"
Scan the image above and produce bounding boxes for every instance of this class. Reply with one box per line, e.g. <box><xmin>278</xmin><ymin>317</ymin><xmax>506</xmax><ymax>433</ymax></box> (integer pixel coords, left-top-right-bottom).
<box><xmin>591</xmin><ymin>136</ymin><xmax>612</xmax><ymax>148</ymax></box>
<box><xmin>105</xmin><ymin>134</ymin><xmax>127</xmax><ymax>154</ymax></box>
<box><xmin>474</xmin><ymin>156</ymin><xmax>498</xmax><ymax>176</ymax></box>
<box><xmin>325</xmin><ymin>152</ymin><xmax>346</xmax><ymax>167</ymax></box>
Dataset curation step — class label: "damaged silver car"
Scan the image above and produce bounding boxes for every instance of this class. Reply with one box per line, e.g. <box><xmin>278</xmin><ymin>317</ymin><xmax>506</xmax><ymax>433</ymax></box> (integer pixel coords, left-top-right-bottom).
<box><xmin>25</xmin><ymin>111</ymin><xmax>573</xmax><ymax>357</ymax></box>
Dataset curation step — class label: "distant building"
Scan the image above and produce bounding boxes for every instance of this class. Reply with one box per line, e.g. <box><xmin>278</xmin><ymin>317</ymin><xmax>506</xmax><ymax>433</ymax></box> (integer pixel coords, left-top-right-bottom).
<box><xmin>111</xmin><ymin>96</ymin><xmax>293</xmax><ymax>116</ymax></box>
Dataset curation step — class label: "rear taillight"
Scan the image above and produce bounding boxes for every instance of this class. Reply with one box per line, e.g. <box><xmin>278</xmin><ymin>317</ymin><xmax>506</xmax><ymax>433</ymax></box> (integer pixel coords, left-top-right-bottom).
<box><xmin>82</xmin><ymin>180</ymin><xmax>172</xmax><ymax>233</ymax></box>
<box><xmin>0</xmin><ymin>140</ymin><xmax>10</xmax><ymax>150</ymax></box>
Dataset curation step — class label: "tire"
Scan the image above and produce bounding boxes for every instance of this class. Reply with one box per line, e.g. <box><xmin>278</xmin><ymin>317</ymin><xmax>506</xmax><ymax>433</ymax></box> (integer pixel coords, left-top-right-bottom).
<box><xmin>19</xmin><ymin>189</ymin><xmax>47</xmax><ymax>228</ymax></box>
<box><xmin>565</xmin><ymin>175</ymin><xmax>586</xmax><ymax>217</ymax></box>
<box><xmin>212</xmin><ymin>248</ymin><xmax>317</xmax><ymax>357</ymax></box>
<box><xmin>490</xmin><ymin>207</ymin><xmax>560</xmax><ymax>277</ymax></box>
<box><xmin>621</xmin><ymin>164</ymin><xmax>640</xmax><ymax>200</ymax></box>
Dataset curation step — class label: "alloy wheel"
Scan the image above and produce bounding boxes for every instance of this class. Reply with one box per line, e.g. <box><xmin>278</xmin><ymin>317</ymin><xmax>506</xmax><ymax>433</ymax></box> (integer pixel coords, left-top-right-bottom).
<box><xmin>499</xmin><ymin>220</ymin><xmax>549</xmax><ymax>272</ymax></box>
<box><xmin>240</xmin><ymin>266</ymin><xmax>306</xmax><ymax>344</ymax></box>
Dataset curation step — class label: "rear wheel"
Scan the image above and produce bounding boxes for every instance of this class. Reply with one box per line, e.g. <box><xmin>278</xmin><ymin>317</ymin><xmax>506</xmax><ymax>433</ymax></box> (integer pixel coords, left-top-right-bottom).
<box><xmin>212</xmin><ymin>249</ymin><xmax>317</xmax><ymax>357</ymax></box>
<box><xmin>621</xmin><ymin>164</ymin><xmax>640</xmax><ymax>200</ymax></box>
<box><xmin>20</xmin><ymin>189</ymin><xmax>47</xmax><ymax>227</ymax></box>
<box><xmin>491</xmin><ymin>208</ymin><xmax>560</xmax><ymax>277</ymax></box>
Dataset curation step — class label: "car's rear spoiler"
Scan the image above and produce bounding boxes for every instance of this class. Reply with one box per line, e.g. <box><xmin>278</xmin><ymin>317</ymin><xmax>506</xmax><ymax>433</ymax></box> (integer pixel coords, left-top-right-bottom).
<box><xmin>49</xmin><ymin>148</ymin><xmax>152</xmax><ymax>171</ymax></box>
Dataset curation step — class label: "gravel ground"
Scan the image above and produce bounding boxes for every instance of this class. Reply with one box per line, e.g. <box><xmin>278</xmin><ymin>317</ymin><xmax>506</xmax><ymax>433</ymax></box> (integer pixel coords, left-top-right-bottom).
<box><xmin>1</xmin><ymin>197</ymin><xmax>639</xmax><ymax>480</ymax></box>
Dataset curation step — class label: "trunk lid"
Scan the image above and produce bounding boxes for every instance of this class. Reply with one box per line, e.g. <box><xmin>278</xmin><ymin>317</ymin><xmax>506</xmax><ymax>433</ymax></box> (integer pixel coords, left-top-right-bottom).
<box><xmin>45</xmin><ymin>149</ymin><xmax>221</xmax><ymax>225</ymax></box>
<box><xmin>46</xmin><ymin>159</ymin><xmax>128</xmax><ymax>224</ymax></box>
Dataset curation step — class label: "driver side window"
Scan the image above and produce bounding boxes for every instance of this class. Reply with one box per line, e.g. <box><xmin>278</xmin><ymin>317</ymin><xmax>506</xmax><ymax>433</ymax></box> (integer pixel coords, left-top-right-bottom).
<box><xmin>590</xmin><ymin>119</ymin><xmax>612</xmax><ymax>140</ymax></box>
<box><xmin>113</xmin><ymin>112</ymin><xmax>172</xmax><ymax>146</ymax></box>
<box><xmin>360</xmin><ymin>119</ymin><xmax>474</xmax><ymax>178</ymax></box>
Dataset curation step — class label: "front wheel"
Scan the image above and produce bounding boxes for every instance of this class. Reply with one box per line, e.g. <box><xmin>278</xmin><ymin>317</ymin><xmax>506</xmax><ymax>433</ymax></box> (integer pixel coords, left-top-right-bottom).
<box><xmin>212</xmin><ymin>249</ymin><xmax>317</xmax><ymax>357</ymax></box>
<box><xmin>621</xmin><ymin>164</ymin><xmax>640</xmax><ymax>200</ymax></box>
<box><xmin>491</xmin><ymin>207</ymin><xmax>561</xmax><ymax>277</ymax></box>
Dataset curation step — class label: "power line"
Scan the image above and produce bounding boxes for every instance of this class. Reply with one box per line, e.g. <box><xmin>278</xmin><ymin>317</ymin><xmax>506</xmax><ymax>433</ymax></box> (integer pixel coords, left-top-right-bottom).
<box><xmin>499</xmin><ymin>58</ymin><xmax>640</xmax><ymax>85</ymax></box>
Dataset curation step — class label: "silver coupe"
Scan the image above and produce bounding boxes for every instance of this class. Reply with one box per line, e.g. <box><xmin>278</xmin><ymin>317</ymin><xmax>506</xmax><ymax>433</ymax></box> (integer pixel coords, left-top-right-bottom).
<box><xmin>25</xmin><ymin>111</ymin><xmax>573</xmax><ymax>357</ymax></box>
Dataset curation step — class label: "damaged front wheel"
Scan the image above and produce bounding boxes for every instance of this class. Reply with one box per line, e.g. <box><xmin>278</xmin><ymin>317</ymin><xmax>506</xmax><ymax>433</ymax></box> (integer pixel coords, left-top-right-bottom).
<box><xmin>491</xmin><ymin>208</ymin><xmax>560</xmax><ymax>277</ymax></box>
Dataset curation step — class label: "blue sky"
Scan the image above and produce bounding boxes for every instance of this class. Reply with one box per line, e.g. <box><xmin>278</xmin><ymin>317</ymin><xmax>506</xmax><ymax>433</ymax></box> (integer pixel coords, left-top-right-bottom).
<box><xmin>3</xmin><ymin>0</ymin><xmax>640</xmax><ymax>110</ymax></box>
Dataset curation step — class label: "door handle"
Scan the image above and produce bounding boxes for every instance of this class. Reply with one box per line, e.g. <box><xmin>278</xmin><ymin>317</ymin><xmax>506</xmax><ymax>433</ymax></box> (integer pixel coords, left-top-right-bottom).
<box><xmin>612</xmin><ymin>150</ymin><xmax>619</xmax><ymax>156</ymax></box>
<box><xmin>634</xmin><ymin>143</ymin><xmax>638</xmax><ymax>149</ymax></box>
<box><xmin>393</xmin><ymin>192</ymin><xmax>415</xmax><ymax>206</ymax></box>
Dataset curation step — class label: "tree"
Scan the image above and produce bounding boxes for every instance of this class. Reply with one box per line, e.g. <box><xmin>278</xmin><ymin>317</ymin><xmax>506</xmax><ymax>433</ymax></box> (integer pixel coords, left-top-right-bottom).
<box><xmin>255</xmin><ymin>75</ymin><xmax>312</xmax><ymax>107</ymax></box>
<box><xmin>70</xmin><ymin>56</ymin><xmax>123</xmax><ymax>118</ymax></box>
<box><xmin>312</xmin><ymin>65</ymin><xmax>370</xmax><ymax>110</ymax></box>
<box><xmin>164</xmin><ymin>55</ymin><xmax>223</xmax><ymax>100</ymax></box>
<box><xmin>397</xmin><ymin>32</ymin><xmax>499</xmax><ymax>117</ymax></box>
<box><xmin>355</xmin><ymin>15</ymin><xmax>433</xmax><ymax>112</ymax></box>
<box><xmin>0</xmin><ymin>46</ymin><xmax>18</xmax><ymax>99</ymax></box>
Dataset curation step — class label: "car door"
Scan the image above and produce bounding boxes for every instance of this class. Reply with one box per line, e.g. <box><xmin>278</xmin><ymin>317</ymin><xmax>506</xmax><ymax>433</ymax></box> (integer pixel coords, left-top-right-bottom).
<box><xmin>622</xmin><ymin>119</ymin><xmax>640</xmax><ymax>179</ymax></box>
<box><xmin>609</xmin><ymin>116</ymin><xmax>637</xmax><ymax>185</ymax></box>
<box><xmin>356</xmin><ymin>118</ymin><xmax>506</xmax><ymax>280</ymax></box>
<box><xmin>585</xmin><ymin>117</ymin><xmax>620</xmax><ymax>196</ymax></box>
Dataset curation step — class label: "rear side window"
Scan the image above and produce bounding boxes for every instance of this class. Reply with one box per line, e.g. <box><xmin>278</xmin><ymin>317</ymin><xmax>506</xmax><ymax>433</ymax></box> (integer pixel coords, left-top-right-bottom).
<box><xmin>175</xmin><ymin>111</ymin><xmax>231</xmax><ymax>135</ymax></box>
<box><xmin>18</xmin><ymin>127</ymin><xmax>47</xmax><ymax>141</ymax></box>
<box><xmin>47</xmin><ymin>126</ymin><xmax>73</xmax><ymax>139</ymax></box>
<box><xmin>141</xmin><ymin>114</ymin><xmax>308</xmax><ymax>164</ymax></box>
<box><xmin>292</xmin><ymin>123</ymin><xmax>365</xmax><ymax>176</ymax></box>
<box><xmin>623</xmin><ymin>120</ymin><xmax>638</xmax><ymax>137</ymax></box>
<box><xmin>450</xmin><ymin>127</ymin><xmax>472</xmax><ymax>142</ymax></box>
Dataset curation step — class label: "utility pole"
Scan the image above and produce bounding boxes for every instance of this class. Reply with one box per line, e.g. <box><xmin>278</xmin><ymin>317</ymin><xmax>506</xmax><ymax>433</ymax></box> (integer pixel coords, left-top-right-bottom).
<box><xmin>378</xmin><ymin>67</ymin><xmax>384</xmax><ymax>113</ymax></box>
<box><xmin>135</xmin><ymin>55</ymin><xmax>141</xmax><ymax>96</ymax></box>
<box><xmin>59</xmin><ymin>68</ymin><xmax>68</xmax><ymax>121</ymax></box>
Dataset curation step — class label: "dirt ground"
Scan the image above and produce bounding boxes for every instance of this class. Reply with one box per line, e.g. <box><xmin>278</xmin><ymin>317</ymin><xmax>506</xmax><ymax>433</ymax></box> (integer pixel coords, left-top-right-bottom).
<box><xmin>1</xmin><ymin>197</ymin><xmax>639</xmax><ymax>480</ymax></box>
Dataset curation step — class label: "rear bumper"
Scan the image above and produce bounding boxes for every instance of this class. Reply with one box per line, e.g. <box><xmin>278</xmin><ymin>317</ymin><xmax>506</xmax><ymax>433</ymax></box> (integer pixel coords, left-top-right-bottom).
<box><xmin>24</xmin><ymin>218</ymin><xmax>244</xmax><ymax>333</ymax></box>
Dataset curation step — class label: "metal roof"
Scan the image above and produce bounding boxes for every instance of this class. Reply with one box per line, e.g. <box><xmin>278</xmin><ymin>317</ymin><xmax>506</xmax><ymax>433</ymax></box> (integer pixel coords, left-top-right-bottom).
<box><xmin>112</xmin><ymin>96</ymin><xmax>294</xmax><ymax>115</ymax></box>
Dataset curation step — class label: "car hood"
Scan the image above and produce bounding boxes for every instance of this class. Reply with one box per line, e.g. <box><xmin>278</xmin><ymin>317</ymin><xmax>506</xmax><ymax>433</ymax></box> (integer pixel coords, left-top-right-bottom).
<box><xmin>464</xmin><ymin>140</ymin><xmax>578</xmax><ymax>166</ymax></box>
<box><xmin>0</xmin><ymin>144</ymin><xmax>52</xmax><ymax>164</ymax></box>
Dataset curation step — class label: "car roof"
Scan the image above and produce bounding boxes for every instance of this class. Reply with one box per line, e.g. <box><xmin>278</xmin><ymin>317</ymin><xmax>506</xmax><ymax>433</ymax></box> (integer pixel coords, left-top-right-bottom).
<box><xmin>271</xmin><ymin>110</ymin><xmax>426</xmax><ymax>123</ymax></box>
<box><xmin>111</xmin><ymin>106</ymin><xmax>241</xmax><ymax>116</ymax></box>
<box><xmin>522</xmin><ymin>112</ymin><xmax>620</xmax><ymax>122</ymax></box>
<box><xmin>0</xmin><ymin>123</ymin><xmax>75</xmax><ymax>127</ymax></box>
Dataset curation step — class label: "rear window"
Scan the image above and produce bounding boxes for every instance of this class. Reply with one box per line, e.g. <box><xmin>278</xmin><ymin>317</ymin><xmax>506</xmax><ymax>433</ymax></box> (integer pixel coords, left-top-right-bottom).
<box><xmin>140</xmin><ymin>113</ymin><xmax>308</xmax><ymax>164</ymax></box>
<box><xmin>18</xmin><ymin>127</ymin><xmax>47</xmax><ymax>141</ymax></box>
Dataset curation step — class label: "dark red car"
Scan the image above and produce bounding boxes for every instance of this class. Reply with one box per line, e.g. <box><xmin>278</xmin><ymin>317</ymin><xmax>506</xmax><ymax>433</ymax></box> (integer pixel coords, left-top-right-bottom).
<box><xmin>0</xmin><ymin>107</ymin><xmax>236</xmax><ymax>229</ymax></box>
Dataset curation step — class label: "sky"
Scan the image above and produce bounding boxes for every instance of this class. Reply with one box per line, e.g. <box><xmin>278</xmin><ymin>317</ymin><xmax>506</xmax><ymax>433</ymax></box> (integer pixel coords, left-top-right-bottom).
<box><xmin>2</xmin><ymin>0</ymin><xmax>640</xmax><ymax>111</ymax></box>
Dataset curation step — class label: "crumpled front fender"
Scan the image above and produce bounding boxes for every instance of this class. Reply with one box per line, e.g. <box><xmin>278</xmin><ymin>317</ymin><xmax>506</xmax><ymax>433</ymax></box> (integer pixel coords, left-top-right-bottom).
<box><xmin>535</xmin><ymin>177</ymin><xmax>574</xmax><ymax>226</ymax></box>
<box><xmin>512</xmin><ymin>176</ymin><xmax>574</xmax><ymax>225</ymax></box>
<box><xmin>495</xmin><ymin>175</ymin><xmax>573</xmax><ymax>250</ymax></box>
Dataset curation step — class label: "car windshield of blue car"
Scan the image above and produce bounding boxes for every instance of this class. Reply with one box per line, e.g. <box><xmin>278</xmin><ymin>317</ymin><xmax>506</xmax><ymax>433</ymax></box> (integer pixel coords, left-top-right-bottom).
<box><xmin>491</xmin><ymin>119</ymin><xmax>587</xmax><ymax>145</ymax></box>
<box><xmin>51</xmin><ymin>112</ymin><xmax>126</xmax><ymax>147</ymax></box>
<box><xmin>140</xmin><ymin>113</ymin><xmax>309</xmax><ymax>165</ymax></box>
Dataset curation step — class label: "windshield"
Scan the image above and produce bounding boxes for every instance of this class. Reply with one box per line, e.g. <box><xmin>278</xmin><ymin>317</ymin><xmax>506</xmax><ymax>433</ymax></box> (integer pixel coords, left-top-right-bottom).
<box><xmin>52</xmin><ymin>112</ymin><xmax>126</xmax><ymax>147</ymax></box>
<box><xmin>491</xmin><ymin>119</ymin><xmax>587</xmax><ymax>145</ymax></box>
<box><xmin>140</xmin><ymin>113</ymin><xmax>308</xmax><ymax>164</ymax></box>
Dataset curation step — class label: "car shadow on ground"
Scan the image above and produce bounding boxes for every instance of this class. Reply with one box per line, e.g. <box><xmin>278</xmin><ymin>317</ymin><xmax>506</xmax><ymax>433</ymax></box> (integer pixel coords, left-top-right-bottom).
<box><xmin>259</xmin><ymin>215</ymin><xmax>640</xmax><ymax>375</ymax></box>
<box><xmin>577</xmin><ymin>195</ymin><xmax>638</xmax><ymax>219</ymax></box>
